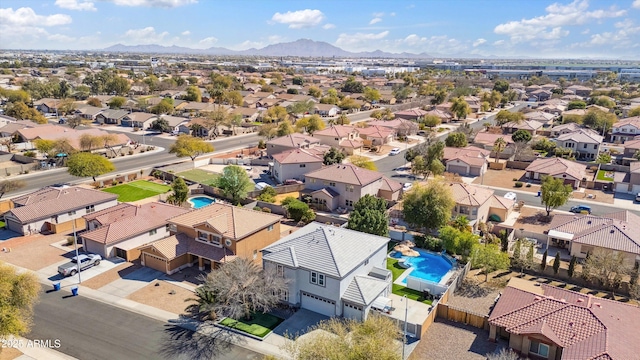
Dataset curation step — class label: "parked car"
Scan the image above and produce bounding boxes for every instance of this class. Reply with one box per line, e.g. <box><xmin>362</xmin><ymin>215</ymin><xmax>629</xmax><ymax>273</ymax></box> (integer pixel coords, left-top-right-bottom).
<box><xmin>570</xmin><ymin>205</ymin><xmax>591</xmax><ymax>214</ymax></box>
<box><xmin>503</xmin><ymin>192</ymin><xmax>517</xmax><ymax>202</ymax></box>
<box><xmin>58</xmin><ymin>118</ymin><xmax>66</xmax><ymax>124</ymax></box>
<box><xmin>255</xmin><ymin>182</ymin><xmax>271</xmax><ymax>191</ymax></box>
<box><xmin>636</xmin><ymin>193</ymin><xmax>640</xmax><ymax>202</ymax></box>
<box><xmin>403</xmin><ymin>183</ymin><xmax>413</xmax><ymax>191</ymax></box>
<box><xmin>389</xmin><ymin>148</ymin><xmax>401</xmax><ymax>156</ymax></box>
<box><xmin>57</xmin><ymin>254</ymin><xmax>102</xmax><ymax>277</ymax></box>
<box><xmin>284</xmin><ymin>179</ymin><xmax>303</xmax><ymax>185</ymax></box>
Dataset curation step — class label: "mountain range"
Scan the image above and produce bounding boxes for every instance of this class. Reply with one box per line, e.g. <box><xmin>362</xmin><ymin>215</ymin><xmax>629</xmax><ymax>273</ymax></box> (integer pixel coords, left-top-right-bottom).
<box><xmin>101</xmin><ymin>39</ymin><xmax>433</xmax><ymax>59</ymax></box>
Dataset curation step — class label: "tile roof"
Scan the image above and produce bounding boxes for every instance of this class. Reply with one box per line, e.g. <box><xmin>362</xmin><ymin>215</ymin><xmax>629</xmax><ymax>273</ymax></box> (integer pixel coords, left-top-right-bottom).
<box><xmin>124</xmin><ymin>112</ymin><xmax>157</xmax><ymax>122</ymax></box>
<box><xmin>394</xmin><ymin>108</ymin><xmax>428</xmax><ymax>118</ymax></box>
<box><xmin>449</xmin><ymin>183</ymin><xmax>494</xmax><ymax>206</ymax></box>
<box><xmin>630</xmin><ymin>161</ymin><xmax>640</xmax><ymax>174</ymax></box>
<box><xmin>143</xmin><ymin>233</ymin><xmax>190</xmax><ymax>260</ymax></box>
<box><xmin>612</xmin><ymin>117</ymin><xmax>640</xmax><ymax>130</ymax></box>
<box><xmin>305</xmin><ymin>163</ymin><xmax>384</xmax><ymax>186</ymax></box>
<box><xmin>525</xmin><ymin>157</ymin><xmax>586</xmax><ymax>181</ymax></box>
<box><xmin>266</xmin><ymin>133</ymin><xmax>320</xmax><ymax>148</ymax></box>
<box><xmin>379</xmin><ymin>176</ymin><xmax>402</xmax><ymax>192</ymax></box>
<box><xmin>623</xmin><ymin>139</ymin><xmax>640</xmax><ymax>151</ymax></box>
<box><xmin>367</xmin><ymin>119</ymin><xmax>419</xmax><ymax>131</ymax></box>
<box><xmin>339</xmin><ymin>138</ymin><xmax>363</xmax><ymax>148</ymax></box>
<box><xmin>272</xmin><ymin>149</ymin><xmax>323</xmax><ymax>165</ymax></box>
<box><xmin>556</xmin><ymin>128</ymin><xmax>603</xmax><ymax>144</ymax></box>
<box><xmin>489</xmin><ymin>281</ymin><xmax>640</xmax><ymax>360</ymax></box>
<box><xmin>502</xmin><ymin>120</ymin><xmax>544</xmax><ymax>131</ymax></box>
<box><xmin>473</xmin><ymin>132</ymin><xmax>514</xmax><ymax>146</ymax></box>
<box><xmin>9</xmin><ymin>186</ymin><xmax>118</xmax><ymax>223</ymax></box>
<box><xmin>342</xmin><ymin>275</ymin><xmax>390</xmax><ymax>306</ymax></box>
<box><xmin>310</xmin><ymin>187</ymin><xmax>340</xmax><ymax>198</ymax></box>
<box><xmin>80</xmin><ymin>202</ymin><xmax>190</xmax><ymax>245</ymax></box>
<box><xmin>524</xmin><ymin>111</ymin><xmax>556</xmax><ymax>122</ymax></box>
<box><xmin>314</xmin><ymin>125</ymin><xmax>357</xmax><ymax>138</ymax></box>
<box><xmin>168</xmin><ymin>203</ymin><xmax>282</xmax><ymax>240</ymax></box>
<box><xmin>83</xmin><ymin>203</ymin><xmax>137</xmax><ymax>225</ymax></box>
<box><xmin>443</xmin><ymin>146</ymin><xmax>490</xmax><ymax>167</ymax></box>
<box><xmin>490</xmin><ymin>195</ymin><xmax>515</xmax><ymax>209</ymax></box>
<box><xmin>262</xmin><ymin>222</ymin><xmax>389</xmax><ymax>278</ymax></box>
<box><xmin>357</xmin><ymin>125</ymin><xmax>394</xmax><ymax>138</ymax></box>
<box><xmin>551</xmin><ymin>122</ymin><xmax>582</xmax><ymax>133</ymax></box>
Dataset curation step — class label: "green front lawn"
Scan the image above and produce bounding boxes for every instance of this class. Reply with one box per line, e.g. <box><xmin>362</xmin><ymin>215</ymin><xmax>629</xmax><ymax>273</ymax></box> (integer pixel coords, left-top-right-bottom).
<box><xmin>387</xmin><ymin>258</ymin><xmax>433</xmax><ymax>305</ymax></box>
<box><xmin>177</xmin><ymin>169</ymin><xmax>220</xmax><ymax>186</ymax></box>
<box><xmin>102</xmin><ymin>180</ymin><xmax>170</xmax><ymax>202</ymax></box>
<box><xmin>0</xmin><ymin>220</ymin><xmax>4</xmax><ymax>228</ymax></box>
<box><xmin>219</xmin><ymin>313</ymin><xmax>284</xmax><ymax>338</ymax></box>
<box><xmin>596</xmin><ymin>169</ymin><xmax>614</xmax><ymax>181</ymax></box>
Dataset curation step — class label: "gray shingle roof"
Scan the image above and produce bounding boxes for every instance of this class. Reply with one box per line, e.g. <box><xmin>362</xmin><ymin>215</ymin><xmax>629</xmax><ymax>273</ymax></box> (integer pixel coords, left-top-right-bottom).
<box><xmin>262</xmin><ymin>222</ymin><xmax>389</xmax><ymax>278</ymax></box>
<box><xmin>342</xmin><ymin>275</ymin><xmax>389</xmax><ymax>306</ymax></box>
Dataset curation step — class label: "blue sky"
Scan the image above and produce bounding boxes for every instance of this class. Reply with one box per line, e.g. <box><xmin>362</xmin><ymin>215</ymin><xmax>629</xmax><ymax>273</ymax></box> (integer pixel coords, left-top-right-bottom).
<box><xmin>0</xmin><ymin>0</ymin><xmax>639</xmax><ymax>58</ymax></box>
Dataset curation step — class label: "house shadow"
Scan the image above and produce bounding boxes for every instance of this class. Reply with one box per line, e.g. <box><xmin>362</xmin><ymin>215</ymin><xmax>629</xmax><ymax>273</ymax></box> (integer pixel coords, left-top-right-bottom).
<box><xmin>157</xmin><ymin>320</ymin><xmax>242</xmax><ymax>360</ymax></box>
<box><xmin>0</xmin><ymin>229</ymin><xmax>20</xmax><ymax>241</ymax></box>
<box><xmin>455</xmin><ymin>280</ymin><xmax>491</xmax><ymax>298</ymax></box>
<box><xmin>119</xmin><ymin>266</ymin><xmax>164</xmax><ymax>282</ymax></box>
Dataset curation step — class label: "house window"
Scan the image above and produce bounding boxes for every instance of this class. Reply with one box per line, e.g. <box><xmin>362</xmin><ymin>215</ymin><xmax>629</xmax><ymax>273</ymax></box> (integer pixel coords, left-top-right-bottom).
<box><xmin>346</xmin><ymin>185</ymin><xmax>354</xmax><ymax>192</ymax></box>
<box><xmin>225</xmin><ymin>238</ymin><xmax>232</xmax><ymax>247</ymax></box>
<box><xmin>310</xmin><ymin>271</ymin><xmax>325</xmax><ymax>286</ymax></box>
<box><xmin>329</xmin><ymin>182</ymin><xmax>336</xmax><ymax>187</ymax></box>
<box><xmin>253</xmin><ymin>249</ymin><xmax>258</xmax><ymax>259</ymax></box>
<box><xmin>85</xmin><ymin>205</ymin><xmax>95</xmax><ymax>213</ymax></box>
<box><xmin>471</xmin><ymin>208</ymin><xmax>477</xmax><ymax>216</ymax></box>
<box><xmin>311</xmin><ymin>179</ymin><xmax>316</xmax><ymax>183</ymax></box>
<box><xmin>583</xmin><ymin>143</ymin><xmax>587</xmax><ymax>148</ymax></box>
<box><xmin>364</xmin><ymin>259</ymin><xmax>369</xmax><ymax>266</ymax></box>
<box><xmin>529</xmin><ymin>340</ymin><xmax>549</xmax><ymax>358</ymax></box>
<box><xmin>593</xmin><ymin>144</ymin><xmax>597</xmax><ymax>149</ymax></box>
<box><xmin>166</xmin><ymin>224</ymin><xmax>170</xmax><ymax>232</ymax></box>
<box><xmin>68</xmin><ymin>210</ymin><xmax>76</xmax><ymax>216</ymax></box>
<box><xmin>198</xmin><ymin>231</ymin><xmax>208</xmax><ymax>242</ymax></box>
<box><xmin>277</xmin><ymin>264</ymin><xmax>284</xmax><ymax>277</ymax></box>
<box><xmin>274</xmin><ymin>289</ymin><xmax>288</xmax><ymax>301</ymax></box>
<box><xmin>211</xmin><ymin>235</ymin><xmax>221</xmax><ymax>246</ymax></box>
<box><xmin>345</xmin><ymin>199</ymin><xmax>353</xmax><ymax>207</ymax></box>
<box><xmin>300</xmin><ymin>164</ymin><xmax>306</xmax><ymax>168</ymax></box>
<box><xmin>149</xmin><ymin>229</ymin><xmax>157</xmax><ymax>236</ymax></box>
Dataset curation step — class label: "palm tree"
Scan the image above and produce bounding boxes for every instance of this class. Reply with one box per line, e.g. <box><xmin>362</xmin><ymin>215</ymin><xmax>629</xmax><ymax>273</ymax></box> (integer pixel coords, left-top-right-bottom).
<box><xmin>450</xmin><ymin>215</ymin><xmax>471</xmax><ymax>232</ymax></box>
<box><xmin>185</xmin><ymin>286</ymin><xmax>217</xmax><ymax>321</ymax></box>
<box><xmin>336</xmin><ymin>113</ymin><xmax>349</xmax><ymax>125</ymax></box>
<box><xmin>493</xmin><ymin>137</ymin><xmax>507</xmax><ymax>163</ymax></box>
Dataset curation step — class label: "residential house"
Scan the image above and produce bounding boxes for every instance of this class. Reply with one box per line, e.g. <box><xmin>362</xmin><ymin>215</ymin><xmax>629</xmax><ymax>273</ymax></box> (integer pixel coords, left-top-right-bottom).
<box><xmin>614</xmin><ymin>161</ymin><xmax>640</xmax><ymax>194</ymax></box>
<box><xmin>424</xmin><ymin>108</ymin><xmax>454</xmax><ymax>123</ymax></box>
<box><xmin>525</xmin><ymin>157</ymin><xmax>587</xmax><ymax>188</ymax></box>
<box><xmin>81</xmin><ymin>202</ymin><xmax>190</xmax><ymax>261</ymax></box>
<box><xmin>0</xmin><ymin>121</ymin><xmax>42</xmax><ymax>137</ymax></box>
<box><xmin>33</xmin><ymin>98</ymin><xmax>59</xmax><ymax>114</ymax></box>
<box><xmin>313</xmin><ymin>125</ymin><xmax>363</xmax><ymax>155</ymax></box>
<box><xmin>611</xmin><ymin>116</ymin><xmax>640</xmax><ymax>143</ymax></box>
<box><xmin>75</xmin><ymin>105</ymin><xmax>105</xmax><ymax>121</ymax></box>
<box><xmin>529</xmin><ymin>89</ymin><xmax>552</xmax><ymax>102</ymax></box>
<box><xmin>120</xmin><ymin>112</ymin><xmax>157</xmax><ymax>129</ymax></box>
<box><xmin>357</xmin><ymin>125</ymin><xmax>394</xmax><ymax>147</ymax></box>
<box><xmin>623</xmin><ymin>136</ymin><xmax>640</xmax><ymax>157</ymax></box>
<box><xmin>304</xmin><ymin>164</ymin><xmax>401</xmax><ymax>211</ymax></box>
<box><xmin>159</xmin><ymin>115</ymin><xmax>190</xmax><ymax>133</ymax></box>
<box><xmin>272</xmin><ymin>149</ymin><xmax>324</xmax><ymax>184</ymax></box>
<box><xmin>523</xmin><ymin>111</ymin><xmax>556</xmax><ymax>127</ymax></box>
<box><xmin>266</xmin><ymin>133</ymin><xmax>321</xmax><ymax>157</ymax></box>
<box><xmin>443</xmin><ymin>146</ymin><xmax>490</xmax><ymax>177</ymax></box>
<box><xmin>95</xmin><ymin>109</ymin><xmax>129</xmax><ymax>125</ymax></box>
<box><xmin>501</xmin><ymin>120</ymin><xmax>544</xmax><ymax>135</ymax></box>
<box><xmin>546</xmin><ymin>210</ymin><xmax>640</xmax><ymax>263</ymax></box>
<box><xmin>566</xmin><ymin>85</ymin><xmax>593</xmax><ymax>97</ymax></box>
<box><xmin>488</xmin><ymin>277</ymin><xmax>640</xmax><ymax>360</ymax></box>
<box><xmin>315</xmin><ymin>104</ymin><xmax>340</xmax><ymax>117</ymax></box>
<box><xmin>555</xmin><ymin>128</ymin><xmax>603</xmax><ymax>160</ymax></box>
<box><xmin>449</xmin><ymin>183</ymin><xmax>514</xmax><ymax>228</ymax></box>
<box><xmin>261</xmin><ymin>222</ymin><xmax>391</xmax><ymax>319</ymax></box>
<box><xmin>367</xmin><ymin>118</ymin><xmax>418</xmax><ymax>136</ymax></box>
<box><xmin>472</xmin><ymin>132</ymin><xmax>515</xmax><ymax>158</ymax></box>
<box><xmin>4</xmin><ymin>186</ymin><xmax>118</xmax><ymax>235</ymax></box>
<box><xmin>394</xmin><ymin>108</ymin><xmax>428</xmax><ymax>121</ymax></box>
<box><xmin>229</xmin><ymin>107</ymin><xmax>261</xmax><ymax>122</ymax></box>
<box><xmin>139</xmin><ymin>203</ymin><xmax>283</xmax><ymax>274</ymax></box>
<box><xmin>549</xmin><ymin>122</ymin><xmax>583</xmax><ymax>138</ymax></box>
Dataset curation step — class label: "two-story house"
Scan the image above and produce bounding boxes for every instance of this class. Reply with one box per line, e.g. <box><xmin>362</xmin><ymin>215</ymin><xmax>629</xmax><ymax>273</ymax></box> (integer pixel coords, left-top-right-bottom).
<box><xmin>139</xmin><ymin>203</ymin><xmax>282</xmax><ymax>274</ymax></box>
<box><xmin>304</xmin><ymin>164</ymin><xmax>401</xmax><ymax>211</ymax></box>
<box><xmin>313</xmin><ymin>125</ymin><xmax>363</xmax><ymax>155</ymax></box>
<box><xmin>266</xmin><ymin>133</ymin><xmax>321</xmax><ymax>157</ymax></box>
<box><xmin>549</xmin><ymin>122</ymin><xmax>582</xmax><ymax>138</ymax></box>
<box><xmin>611</xmin><ymin>116</ymin><xmax>640</xmax><ymax>143</ymax></box>
<box><xmin>450</xmin><ymin>183</ymin><xmax>514</xmax><ymax>230</ymax></box>
<box><xmin>555</xmin><ymin>128</ymin><xmax>603</xmax><ymax>160</ymax></box>
<box><xmin>262</xmin><ymin>222</ymin><xmax>391</xmax><ymax>320</ymax></box>
<box><xmin>80</xmin><ymin>202</ymin><xmax>190</xmax><ymax>261</ymax></box>
<box><xmin>4</xmin><ymin>186</ymin><xmax>118</xmax><ymax>235</ymax></box>
<box><xmin>272</xmin><ymin>149</ymin><xmax>324</xmax><ymax>184</ymax></box>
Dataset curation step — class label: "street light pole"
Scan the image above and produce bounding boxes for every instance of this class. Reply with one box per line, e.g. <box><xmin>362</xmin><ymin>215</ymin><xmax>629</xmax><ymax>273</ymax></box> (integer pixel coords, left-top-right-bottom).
<box><xmin>402</xmin><ymin>294</ymin><xmax>408</xmax><ymax>360</ymax></box>
<box><xmin>72</xmin><ymin>220</ymin><xmax>81</xmax><ymax>284</ymax></box>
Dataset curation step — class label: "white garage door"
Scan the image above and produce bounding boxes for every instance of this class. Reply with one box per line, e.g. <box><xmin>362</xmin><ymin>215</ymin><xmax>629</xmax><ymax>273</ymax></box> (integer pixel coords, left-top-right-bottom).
<box><xmin>632</xmin><ymin>184</ymin><xmax>640</xmax><ymax>195</ymax></box>
<box><xmin>447</xmin><ymin>165</ymin><xmax>468</xmax><ymax>176</ymax></box>
<box><xmin>6</xmin><ymin>219</ymin><xmax>24</xmax><ymax>235</ymax></box>
<box><xmin>301</xmin><ymin>292</ymin><xmax>335</xmax><ymax>317</ymax></box>
<box><xmin>343</xmin><ymin>303</ymin><xmax>363</xmax><ymax>321</ymax></box>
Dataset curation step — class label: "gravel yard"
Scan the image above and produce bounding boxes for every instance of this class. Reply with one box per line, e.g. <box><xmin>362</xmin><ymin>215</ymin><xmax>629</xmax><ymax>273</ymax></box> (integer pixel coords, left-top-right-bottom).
<box><xmin>0</xmin><ymin>233</ymin><xmax>67</xmax><ymax>271</ymax></box>
<box><xmin>446</xmin><ymin>276</ymin><xmax>502</xmax><ymax>316</ymax></box>
<box><xmin>409</xmin><ymin>319</ymin><xmax>500</xmax><ymax>360</ymax></box>
<box><xmin>127</xmin><ymin>280</ymin><xmax>194</xmax><ymax>315</ymax></box>
<box><xmin>82</xmin><ymin>262</ymin><xmax>142</xmax><ymax>289</ymax></box>
<box><xmin>513</xmin><ymin>205</ymin><xmax>554</xmax><ymax>234</ymax></box>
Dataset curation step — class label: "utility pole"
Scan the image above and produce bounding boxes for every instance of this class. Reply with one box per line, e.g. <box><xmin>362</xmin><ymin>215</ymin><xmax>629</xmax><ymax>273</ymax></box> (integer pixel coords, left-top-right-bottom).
<box><xmin>72</xmin><ymin>220</ymin><xmax>81</xmax><ymax>284</ymax></box>
<box><xmin>402</xmin><ymin>295</ymin><xmax>408</xmax><ymax>360</ymax></box>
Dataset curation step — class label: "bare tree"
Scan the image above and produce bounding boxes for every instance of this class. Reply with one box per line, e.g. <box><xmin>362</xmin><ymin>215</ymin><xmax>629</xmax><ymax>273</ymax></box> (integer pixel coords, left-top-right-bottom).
<box><xmin>0</xmin><ymin>179</ymin><xmax>26</xmax><ymax>199</ymax></box>
<box><xmin>581</xmin><ymin>249</ymin><xmax>633</xmax><ymax>295</ymax></box>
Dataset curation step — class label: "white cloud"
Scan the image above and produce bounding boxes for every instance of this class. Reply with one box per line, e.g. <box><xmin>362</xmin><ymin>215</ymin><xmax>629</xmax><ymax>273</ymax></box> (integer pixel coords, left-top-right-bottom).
<box><xmin>105</xmin><ymin>0</ymin><xmax>197</xmax><ymax>8</ymax></box>
<box><xmin>47</xmin><ymin>33</ymin><xmax>76</xmax><ymax>42</ymax></box>
<box><xmin>473</xmin><ymin>38</ymin><xmax>487</xmax><ymax>47</ymax></box>
<box><xmin>369</xmin><ymin>17</ymin><xmax>382</xmax><ymax>25</ymax></box>
<box><xmin>372</xmin><ymin>12</ymin><xmax>385</xmax><ymax>17</ymax></box>
<box><xmin>493</xmin><ymin>40</ymin><xmax>505</xmax><ymax>46</ymax></box>
<box><xmin>335</xmin><ymin>31</ymin><xmax>389</xmax><ymax>50</ymax></box>
<box><xmin>322</xmin><ymin>23</ymin><xmax>335</xmax><ymax>29</ymax></box>
<box><xmin>581</xmin><ymin>28</ymin><xmax>590</xmax><ymax>34</ymax></box>
<box><xmin>587</xmin><ymin>19</ymin><xmax>640</xmax><ymax>46</ymax></box>
<box><xmin>633</xmin><ymin>0</ymin><xmax>640</xmax><ymax>9</ymax></box>
<box><xmin>271</xmin><ymin>9</ymin><xmax>325</xmax><ymax>29</ymax></box>
<box><xmin>122</xmin><ymin>27</ymin><xmax>169</xmax><ymax>44</ymax></box>
<box><xmin>0</xmin><ymin>7</ymin><xmax>72</xmax><ymax>26</ymax></box>
<box><xmin>55</xmin><ymin>0</ymin><xmax>96</xmax><ymax>11</ymax></box>
<box><xmin>389</xmin><ymin>12</ymin><xmax>396</xmax><ymax>17</ymax></box>
<box><xmin>198</xmin><ymin>36</ymin><xmax>218</xmax><ymax>47</ymax></box>
<box><xmin>181</xmin><ymin>30</ymin><xmax>190</xmax><ymax>36</ymax></box>
<box><xmin>494</xmin><ymin>0</ymin><xmax>626</xmax><ymax>43</ymax></box>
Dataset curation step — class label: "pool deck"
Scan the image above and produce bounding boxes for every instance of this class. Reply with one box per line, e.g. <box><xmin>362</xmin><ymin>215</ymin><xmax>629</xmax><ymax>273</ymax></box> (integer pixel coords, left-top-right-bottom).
<box><xmin>391</xmin><ymin>252</ymin><xmax>456</xmax><ymax>287</ymax></box>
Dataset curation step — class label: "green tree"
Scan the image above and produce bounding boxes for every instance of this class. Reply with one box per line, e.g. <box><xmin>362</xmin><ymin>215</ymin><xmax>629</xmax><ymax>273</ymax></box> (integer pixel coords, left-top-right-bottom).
<box><xmin>511</xmin><ymin>129</ymin><xmax>532</xmax><ymax>143</ymax></box>
<box><xmin>307</xmin><ymin>86</ymin><xmax>322</xmax><ymax>98</ymax></box>
<box><xmin>184</xmin><ymin>85</ymin><xmax>202</xmax><ymax>102</ymax></box>
<box><xmin>363</xmin><ymin>87</ymin><xmax>381</xmax><ymax>102</ymax></box>
<box><xmin>493</xmin><ymin>137</ymin><xmax>507</xmax><ymax>163</ymax></box>
<box><xmin>0</xmin><ymin>180</ymin><xmax>26</xmax><ymax>199</ymax></box>
<box><xmin>295</xmin><ymin>115</ymin><xmax>325</xmax><ymax>134</ymax></box>
<box><xmin>596</xmin><ymin>153</ymin><xmax>611</xmax><ymax>164</ymax></box>
<box><xmin>493</xmin><ymin>79</ymin><xmax>510</xmax><ymax>94</ymax></box>
<box><xmin>541</xmin><ymin>249</ymin><xmax>548</xmax><ymax>271</ymax></box>
<box><xmin>282</xmin><ymin>197</ymin><xmax>315</xmax><ymax>223</ymax></box>
<box><xmin>346</xmin><ymin>195</ymin><xmax>389</xmax><ymax>237</ymax></box>
<box><xmin>107</xmin><ymin>96</ymin><xmax>126</xmax><ymax>109</ymax></box>
<box><xmin>277</xmin><ymin>121</ymin><xmax>295</xmax><ymax>136</ymax></box>
<box><xmin>105</xmin><ymin>76</ymin><xmax>130</xmax><ymax>95</ymax></box>
<box><xmin>594</xmin><ymin>96</ymin><xmax>615</xmax><ymax>109</ymax></box>
<box><xmin>263</xmin><ymin>106</ymin><xmax>289</xmax><ymax>123</ymax></box>
<box><xmin>66</xmin><ymin>116</ymin><xmax>83</xmax><ymax>129</ymax></box>
<box><xmin>511</xmin><ymin>239</ymin><xmax>535</xmax><ymax>274</ymax></box>
<box><xmin>628</xmin><ymin>106</ymin><xmax>640</xmax><ymax>117</ymax></box>
<box><xmin>342</xmin><ymin>76</ymin><xmax>364</xmax><ymax>93</ymax></box>
<box><xmin>450</xmin><ymin>96</ymin><xmax>470</xmax><ymax>120</ymax></box>
<box><xmin>540</xmin><ymin>176</ymin><xmax>573</xmax><ymax>216</ymax></box>
<box><xmin>445</xmin><ymin>132</ymin><xmax>468</xmax><ymax>147</ymax></box>
<box><xmin>553</xmin><ymin>252</ymin><xmax>561</xmax><ymax>275</ymax></box>
<box><xmin>214</xmin><ymin>165</ymin><xmax>255</xmax><ymax>204</ymax></box>
<box><xmin>567</xmin><ymin>100</ymin><xmax>586</xmax><ymax>110</ymax></box>
<box><xmin>432</xmin><ymin>89</ymin><xmax>447</xmax><ymax>105</ymax></box>
<box><xmin>166</xmin><ymin>177</ymin><xmax>189</xmax><ymax>206</ymax></box>
<box><xmin>439</xmin><ymin>225</ymin><xmax>479</xmax><ymax>260</ymax></box>
<box><xmin>5</xmin><ymin>102</ymin><xmax>47</xmax><ymax>123</ymax></box>
<box><xmin>150</xmin><ymin>118</ymin><xmax>172</xmax><ymax>133</ymax></box>
<box><xmin>422</xmin><ymin>115</ymin><xmax>441</xmax><ymax>129</ymax></box>
<box><xmin>286</xmin><ymin>100</ymin><xmax>315</xmax><ymax>117</ymax></box>
<box><xmin>0</xmin><ymin>262</ymin><xmax>40</xmax><ymax>345</ymax></box>
<box><xmin>66</xmin><ymin>152</ymin><xmax>115</xmax><ymax>182</ymax></box>
<box><xmin>169</xmin><ymin>135</ymin><xmax>215</xmax><ymax>166</ymax></box>
<box><xmin>323</xmin><ymin>147</ymin><xmax>345</xmax><ymax>165</ymax></box>
<box><xmin>256</xmin><ymin>186</ymin><xmax>277</xmax><ymax>203</ymax></box>
<box><xmin>292</xmin><ymin>76</ymin><xmax>304</xmax><ymax>85</ymax></box>
<box><xmin>151</xmin><ymin>98</ymin><xmax>174</xmax><ymax>114</ymax></box>
<box><xmin>472</xmin><ymin>244</ymin><xmax>510</xmax><ymax>282</ymax></box>
<box><xmin>583</xmin><ymin>109</ymin><xmax>617</xmax><ymax>133</ymax></box>
<box><xmin>568</xmin><ymin>255</ymin><xmax>577</xmax><ymax>277</ymax></box>
<box><xmin>495</xmin><ymin>110</ymin><xmax>524</xmax><ymax>126</ymax></box>
<box><xmin>284</xmin><ymin>315</ymin><xmax>401</xmax><ymax>360</ymax></box>
<box><xmin>34</xmin><ymin>139</ymin><xmax>56</xmax><ymax>157</ymax></box>
<box><xmin>349</xmin><ymin>155</ymin><xmax>377</xmax><ymax>171</ymax></box>
<box><xmin>402</xmin><ymin>179</ymin><xmax>455</xmax><ymax>232</ymax></box>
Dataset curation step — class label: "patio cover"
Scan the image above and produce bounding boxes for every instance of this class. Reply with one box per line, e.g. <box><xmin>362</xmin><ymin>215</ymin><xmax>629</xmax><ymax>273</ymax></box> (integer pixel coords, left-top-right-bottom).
<box><xmin>371</xmin><ymin>296</ymin><xmax>392</xmax><ymax>312</ymax></box>
<box><xmin>547</xmin><ymin>230</ymin><xmax>574</xmax><ymax>241</ymax></box>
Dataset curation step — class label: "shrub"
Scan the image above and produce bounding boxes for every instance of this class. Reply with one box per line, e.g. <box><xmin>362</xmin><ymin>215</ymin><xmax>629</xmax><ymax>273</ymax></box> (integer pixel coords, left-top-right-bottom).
<box><xmin>262</xmin><ymin>207</ymin><xmax>272</xmax><ymax>213</ymax></box>
<box><xmin>66</xmin><ymin>236</ymin><xmax>75</xmax><ymax>246</ymax></box>
<box><xmin>128</xmin><ymin>150</ymin><xmax>134</xmax><ymax>155</ymax></box>
<box><xmin>514</xmin><ymin>182</ymin><xmax>523</xmax><ymax>188</ymax></box>
<box><xmin>512</xmin><ymin>178</ymin><xmax>518</xmax><ymax>181</ymax></box>
<box><xmin>24</xmin><ymin>151</ymin><xmax>36</xmax><ymax>157</ymax></box>
<box><xmin>253</xmin><ymin>206</ymin><xmax>262</xmax><ymax>211</ymax></box>
<box><xmin>526</xmin><ymin>183</ymin><xmax>532</xmax><ymax>187</ymax></box>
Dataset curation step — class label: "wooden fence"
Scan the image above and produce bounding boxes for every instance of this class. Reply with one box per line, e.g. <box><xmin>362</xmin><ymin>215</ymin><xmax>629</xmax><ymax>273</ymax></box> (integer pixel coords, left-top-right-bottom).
<box><xmin>436</xmin><ymin>304</ymin><xmax>488</xmax><ymax>330</ymax></box>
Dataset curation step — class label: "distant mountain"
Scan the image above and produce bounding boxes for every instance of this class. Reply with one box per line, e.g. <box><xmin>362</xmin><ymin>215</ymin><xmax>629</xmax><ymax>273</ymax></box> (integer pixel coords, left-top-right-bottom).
<box><xmin>100</xmin><ymin>39</ymin><xmax>433</xmax><ymax>59</ymax></box>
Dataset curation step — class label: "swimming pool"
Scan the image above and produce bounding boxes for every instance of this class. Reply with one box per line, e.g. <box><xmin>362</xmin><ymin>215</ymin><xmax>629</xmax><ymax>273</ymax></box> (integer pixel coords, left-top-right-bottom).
<box><xmin>188</xmin><ymin>196</ymin><xmax>216</xmax><ymax>209</ymax></box>
<box><xmin>392</xmin><ymin>248</ymin><xmax>454</xmax><ymax>284</ymax></box>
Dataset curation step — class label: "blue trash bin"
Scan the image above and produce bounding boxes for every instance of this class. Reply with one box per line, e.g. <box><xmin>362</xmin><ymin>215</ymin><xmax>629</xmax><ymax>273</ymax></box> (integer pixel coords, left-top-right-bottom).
<box><xmin>53</xmin><ymin>282</ymin><xmax>60</xmax><ymax>291</ymax></box>
<box><xmin>71</xmin><ymin>286</ymin><xmax>78</xmax><ymax>296</ymax></box>
<box><xmin>537</xmin><ymin>191</ymin><xmax>541</xmax><ymax>197</ymax></box>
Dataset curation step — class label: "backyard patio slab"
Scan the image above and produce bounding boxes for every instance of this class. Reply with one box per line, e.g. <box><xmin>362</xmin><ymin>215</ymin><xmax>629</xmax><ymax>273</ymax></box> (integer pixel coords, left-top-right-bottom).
<box><xmin>271</xmin><ymin>308</ymin><xmax>329</xmax><ymax>338</ymax></box>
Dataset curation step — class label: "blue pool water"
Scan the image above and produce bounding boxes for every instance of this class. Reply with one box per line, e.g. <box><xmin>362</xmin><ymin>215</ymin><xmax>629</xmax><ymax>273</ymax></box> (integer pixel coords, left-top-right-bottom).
<box><xmin>189</xmin><ymin>196</ymin><xmax>215</xmax><ymax>209</ymax></box>
<box><xmin>393</xmin><ymin>248</ymin><xmax>454</xmax><ymax>284</ymax></box>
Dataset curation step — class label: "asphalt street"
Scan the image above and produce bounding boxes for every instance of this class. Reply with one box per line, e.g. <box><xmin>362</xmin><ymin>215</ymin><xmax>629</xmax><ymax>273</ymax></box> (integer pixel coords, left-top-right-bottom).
<box><xmin>27</xmin><ymin>286</ymin><xmax>263</xmax><ymax>360</ymax></box>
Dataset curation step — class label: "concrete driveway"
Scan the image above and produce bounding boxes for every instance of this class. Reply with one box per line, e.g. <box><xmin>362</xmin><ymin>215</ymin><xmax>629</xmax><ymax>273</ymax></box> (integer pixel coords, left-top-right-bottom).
<box><xmin>272</xmin><ymin>308</ymin><xmax>329</xmax><ymax>338</ymax></box>
<box><xmin>97</xmin><ymin>266</ymin><xmax>165</xmax><ymax>297</ymax></box>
